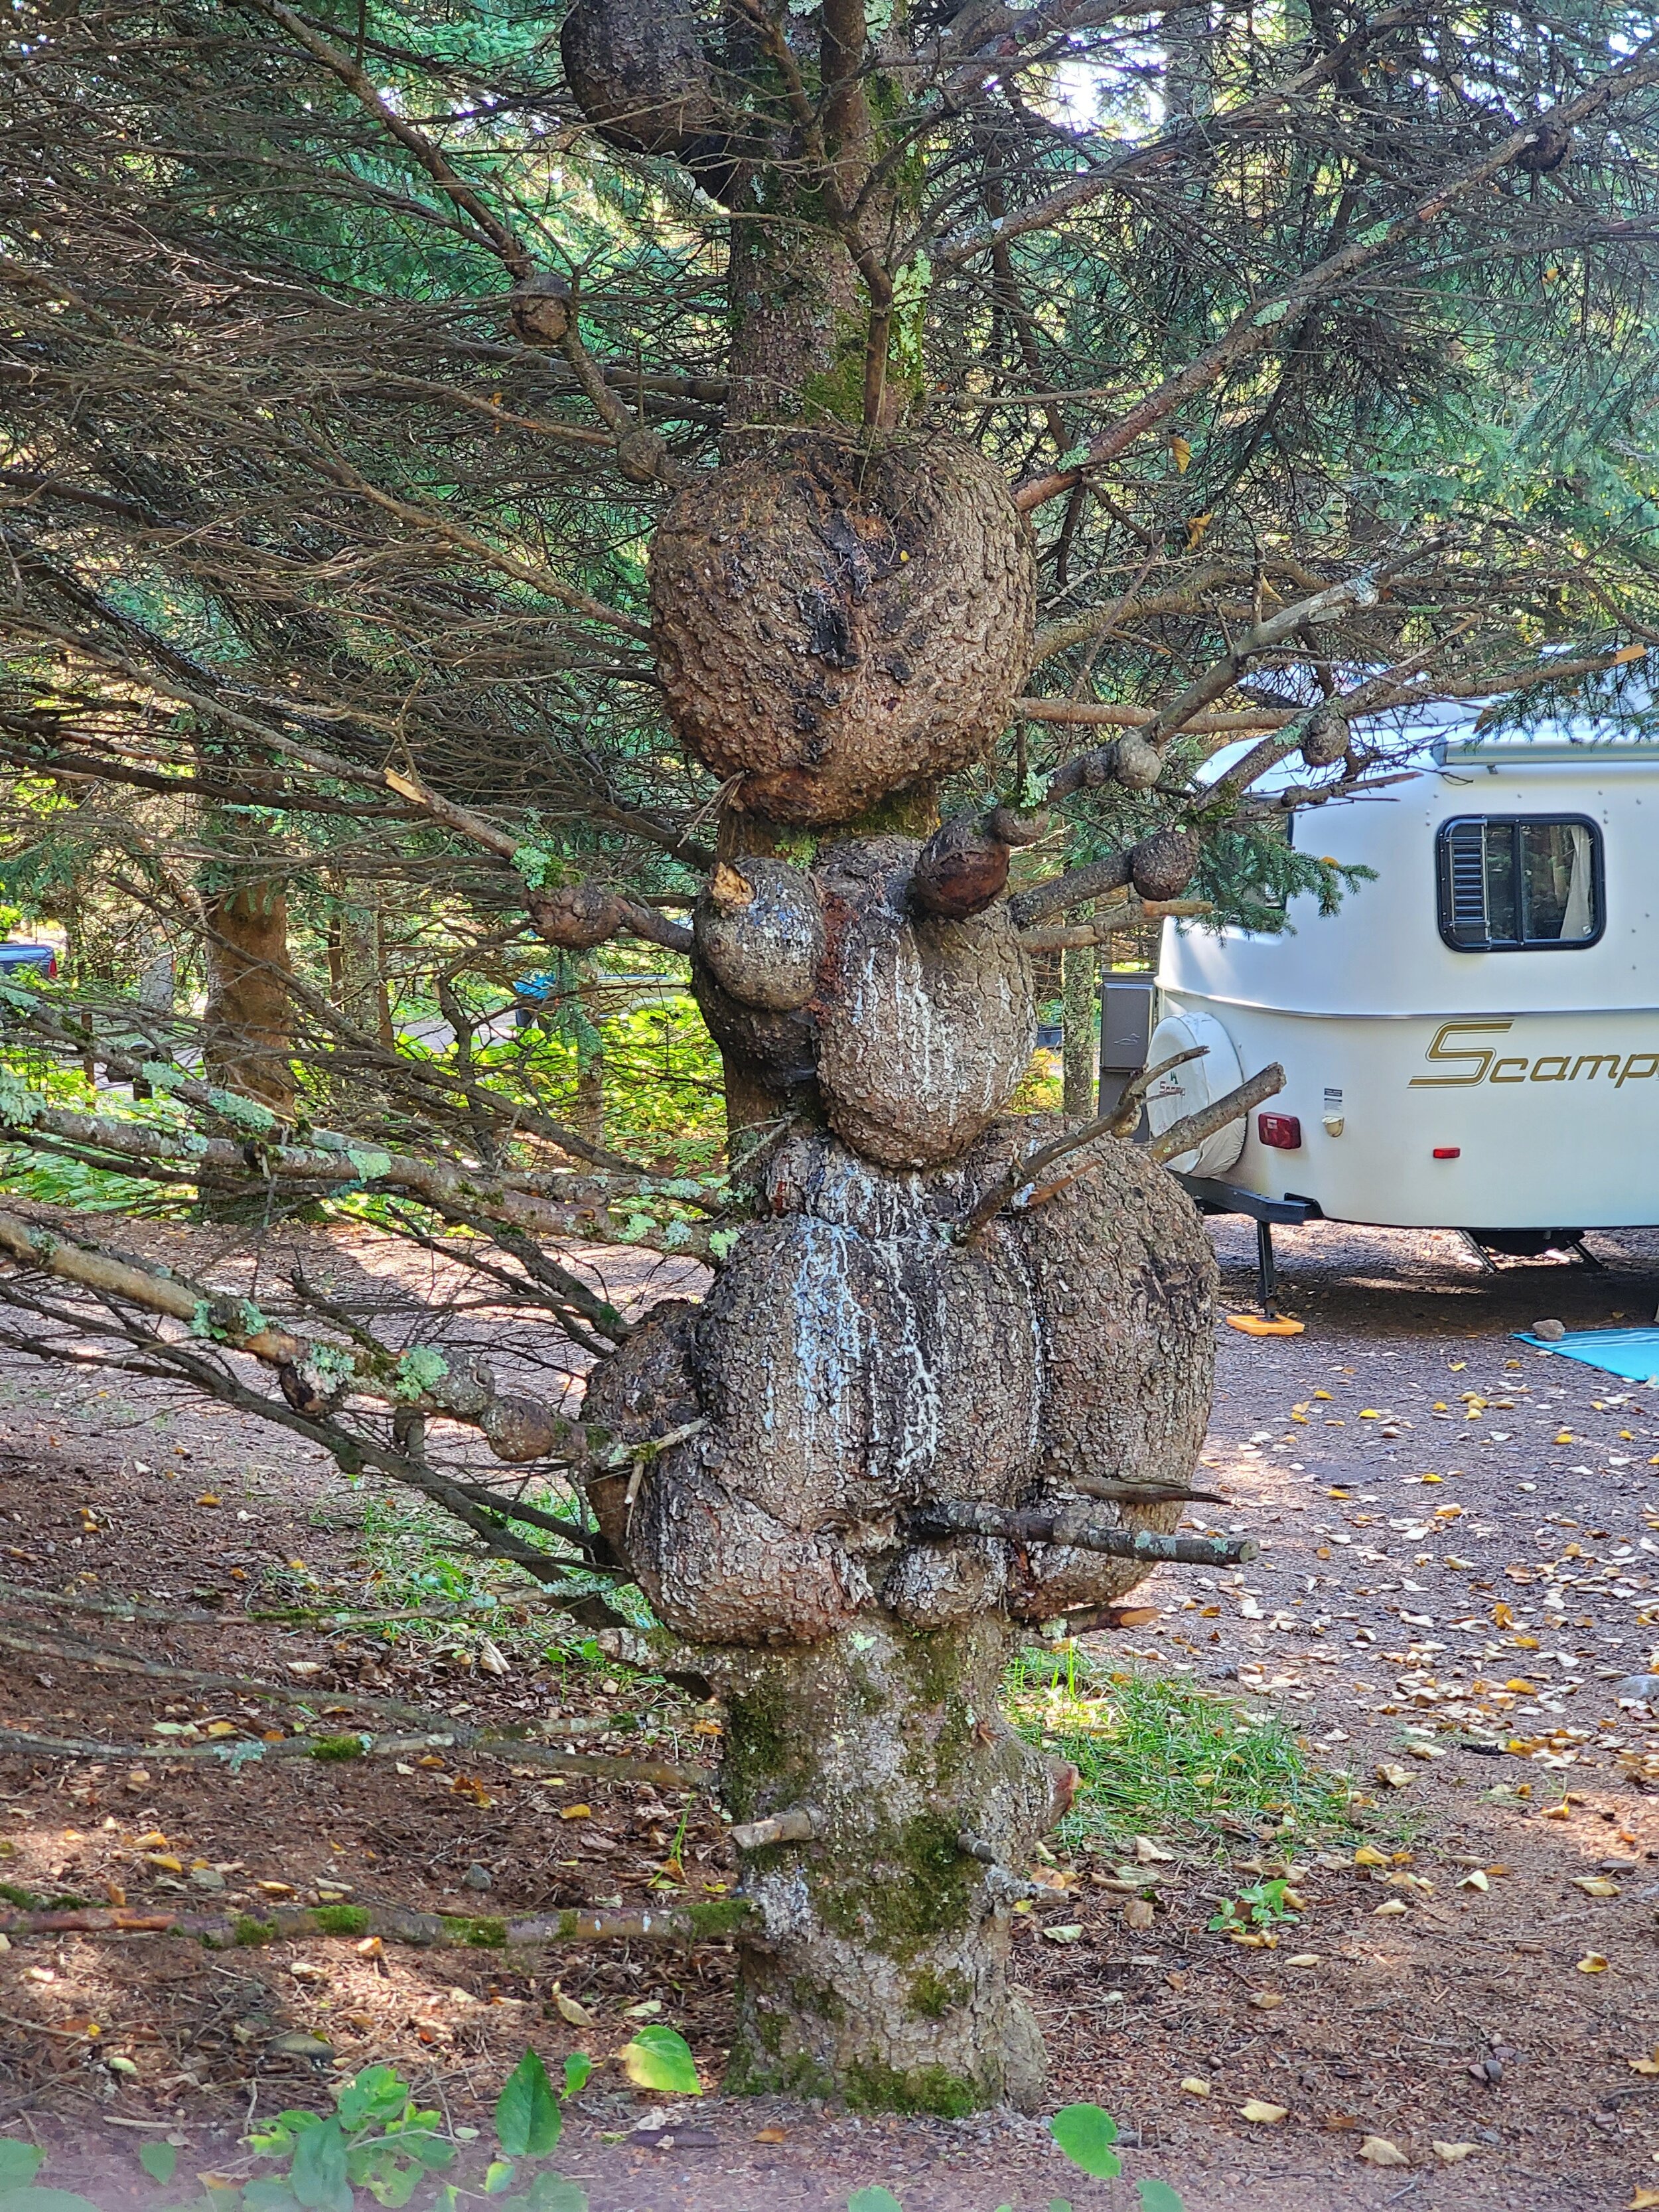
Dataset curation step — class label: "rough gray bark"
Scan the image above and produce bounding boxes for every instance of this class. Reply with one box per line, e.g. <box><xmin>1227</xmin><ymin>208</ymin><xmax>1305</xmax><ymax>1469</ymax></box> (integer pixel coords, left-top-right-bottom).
<box><xmin>718</xmin><ymin>1616</ymin><xmax>1060</xmax><ymax>2112</ymax></box>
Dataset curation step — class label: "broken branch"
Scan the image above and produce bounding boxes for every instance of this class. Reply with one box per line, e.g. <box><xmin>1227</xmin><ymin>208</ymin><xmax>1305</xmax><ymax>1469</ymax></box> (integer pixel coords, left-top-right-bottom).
<box><xmin>906</xmin><ymin>1501</ymin><xmax>1256</xmax><ymax>1568</ymax></box>
<box><xmin>1147</xmin><ymin>1063</ymin><xmax>1285</xmax><ymax>1165</ymax></box>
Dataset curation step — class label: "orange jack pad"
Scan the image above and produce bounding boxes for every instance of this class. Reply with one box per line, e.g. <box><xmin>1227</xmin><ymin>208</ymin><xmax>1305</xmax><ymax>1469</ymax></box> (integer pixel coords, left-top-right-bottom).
<box><xmin>1226</xmin><ymin>1313</ymin><xmax>1306</xmax><ymax>1337</ymax></box>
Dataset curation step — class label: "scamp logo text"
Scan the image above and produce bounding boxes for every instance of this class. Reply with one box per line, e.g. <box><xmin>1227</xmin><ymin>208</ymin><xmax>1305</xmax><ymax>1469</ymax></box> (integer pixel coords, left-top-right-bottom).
<box><xmin>1409</xmin><ymin>1021</ymin><xmax>1659</xmax><ymax>1088</ymax></box>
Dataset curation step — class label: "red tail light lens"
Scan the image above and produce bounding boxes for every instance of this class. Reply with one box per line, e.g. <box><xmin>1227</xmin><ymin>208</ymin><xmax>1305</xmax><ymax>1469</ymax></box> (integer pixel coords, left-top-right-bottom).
<box><xmin>1433</xmin><ymin>1146</ymin><xmax>1461</xmax><ymax>1159</ymax></box>
<box><xmin>1258</xmin><ymin>1113</ymin><xmax>1302</xmax><ymax>1150</ymax></box>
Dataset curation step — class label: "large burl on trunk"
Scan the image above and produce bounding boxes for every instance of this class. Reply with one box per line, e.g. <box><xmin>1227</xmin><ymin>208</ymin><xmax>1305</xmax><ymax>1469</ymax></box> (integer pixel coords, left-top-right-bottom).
<box><xmin>585</xmin><ymin>1110</ymin><xmax>1217</xmax><ymax>2108</ymax></box>
<box><xmin>651</xmin><ymin>437</ymin><xmax>1035</xmax><ymax>826</ymax></box>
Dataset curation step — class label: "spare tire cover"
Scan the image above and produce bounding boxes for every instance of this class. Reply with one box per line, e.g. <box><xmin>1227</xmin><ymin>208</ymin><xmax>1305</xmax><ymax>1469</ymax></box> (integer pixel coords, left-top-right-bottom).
<box><xmin>1144</xmin><ymin>1007</ymin><xmax>1246</xmax><ymax>1176</ymax></box>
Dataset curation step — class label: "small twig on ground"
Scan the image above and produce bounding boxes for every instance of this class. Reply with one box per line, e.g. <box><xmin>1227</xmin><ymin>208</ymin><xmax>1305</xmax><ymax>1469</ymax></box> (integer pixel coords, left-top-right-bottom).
<box><xmin>0</xmin><ymin>1897</ymin><xmax>753</xmax><ymax>1949</ymax></box>
<box><xmin>0</xmin><ymin>1722</ymin><xmax>699</xmax><ymax>1791</ymax></box>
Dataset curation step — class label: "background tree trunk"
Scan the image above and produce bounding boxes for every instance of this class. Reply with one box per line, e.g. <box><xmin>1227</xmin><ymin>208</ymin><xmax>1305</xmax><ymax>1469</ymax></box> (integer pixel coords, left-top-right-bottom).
<box><xmin>1062</xmin><ymin>944</ymin><xmax>1098</xmax><ymax>1117</ymax></box>
<box><xmin>201</xmin><ymin>879</ymin><xmax>295</xmax><ymax>1116</ymax></box>
<box><xmin>334</xmin><ymin>894</ymin><xmax>392</xmax><ymax>1045</ymax></box>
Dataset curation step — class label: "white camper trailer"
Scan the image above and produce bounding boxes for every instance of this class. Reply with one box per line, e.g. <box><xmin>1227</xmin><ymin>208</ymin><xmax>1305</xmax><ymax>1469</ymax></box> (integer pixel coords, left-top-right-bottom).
<box><xmin>1135</xmin><ymin>730</ymin><xmax>1659</xmax><ymax>1285</ymax></box>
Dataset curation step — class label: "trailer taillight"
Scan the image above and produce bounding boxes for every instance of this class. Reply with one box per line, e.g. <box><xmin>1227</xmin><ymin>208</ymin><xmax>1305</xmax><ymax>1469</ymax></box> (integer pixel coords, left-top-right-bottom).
<box><xmin>1433</xmin><ymin>1146</ymin><xmax>1461</xmax><ymax>1159</ymax></box>
<box><xmin>1258</xmin><ymin>1113</ymin><xmax>1302</xmax><ymax>1149</ymax></box>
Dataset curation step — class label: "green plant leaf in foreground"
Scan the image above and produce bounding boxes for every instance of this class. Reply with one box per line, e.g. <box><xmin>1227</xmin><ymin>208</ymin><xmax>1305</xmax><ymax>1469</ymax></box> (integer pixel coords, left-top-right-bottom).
<box><xmin>1050</xmin><ymin>2103</ymin><xmax>1121</xmax><ymax>2180</ymax></box>
<box><xmin>847</xmin><ymin>2191</ymin><xmax>905</xmax><ymax>2212</ymax></box>
<box><xmin>0</xmin><ymin>2148</ymin><xmax>42</xmax><ymax>2189</ymax></box>
<box><xmin>139</xmin><ymin>2144</ymin><xmax>179</xmax><ymax>2186</ymax></box>
<box><xmin>618</xmin><ymin>2024</ymin><xmax>700</xmax><ymax>2097</ymax></box>
<box><xmin>498</xmin><ymin>2179</ymin><xmax>588</xmax><ymax>2212</ymax></box>
<box><xmin>1137</xmin><ymin>2181</ymin><xmax>1188</xmax><ymax>2211</ymax></box>
<box><xmin>495</xmin><ymin>2050</ymin><xmax>563</xmax><ymax>2160</ymax></box>
<box><xmin>289</xmin><ymin>2118</ymin><xmax>351</xmax><ymax>2212</ymax></box>
<box><xmin>0</xmin><ymin>2192</ymin><xmax>104</xmax><ymax>2212</ymax></box>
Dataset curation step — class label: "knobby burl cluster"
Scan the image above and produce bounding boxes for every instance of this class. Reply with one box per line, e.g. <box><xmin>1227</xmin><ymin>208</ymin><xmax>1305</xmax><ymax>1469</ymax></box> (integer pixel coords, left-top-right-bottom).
<box><xmin>577</xmin><ymin>437</ymin><xmax>1218</xmax><ymax>1648</ymax></box>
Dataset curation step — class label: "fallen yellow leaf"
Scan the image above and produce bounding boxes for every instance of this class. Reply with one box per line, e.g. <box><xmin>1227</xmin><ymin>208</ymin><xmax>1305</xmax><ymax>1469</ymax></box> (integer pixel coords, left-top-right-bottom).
<box><xmin>1575</xmin><ymin>1876</ymin><xmax>1621</xmax><ymax>1898</ymax></box>
<box><xmin>1577</xmin><ymin>1953</ymin><xmax>1610</xmax><ymax>1973</ymax></box>
<box><xmin>1630</xmin><ymin>2192</ymin><xmax>1659</xmax><ymax>2211</ymax></box>
<box><xmin>553</xmin><ymin>1990</ymin><xmax>598</xmax><ymax>2028</ymax></box>
<box><xmin>1285</xmin><ymin>1953</ymin><xmax>1319</xmax><ymax>1968</ymax></box>
<box><xmin>558</xmin><ymin>1804</ymin><xmax>593</xmax><ymax>1821</ymax></box>
<box><xmin>1353</xmin><ymin>1844</ymin><xmax>1388</xmax><ymax>1868</ymax></box>
<box><xmin>1042</xmin><ymin>1923</ymin><xmax>1085</xmax><ymax>1945</ymax></box>
<box><xmin>1374</xmin><ymin>1764</ymin><xmax>1412</xmax><ymax>1789</ymax></box>
<box><xmin>143</xmin><ymin>1853</ymin><xmax>182</xmax><ymax>1874</ymax></box>
<box><xmin>1180</xmin><ymin>2077</ymin><xmax>1210</xmax><ymax>2097</ymax></box>
<box><xmin>1626</xmin><ymin>2050</ymin><xmax>1659</xmax><ymax>2077</ymax></box>
<box><xmin>1373</xmin><ymin>1899</ymin><xmax>1407</xmax><ymax>1917</ymax></box>
<box><xmin>1358</xmin><ymin>2137</ymin><xmax>1409</xmax><ymax>2168</ymax></box>
<box><xmin>1248</xmin><ymin>1992</ymin><xmax>1283</xmax><ymax>2011</ymax></box>
<box><xmin>1239</xmin><ymin>2100</ymin><xmax>1288</xmax><ymax>2124</ymax></box>
<box><xmin>754</xmin><ymin>2128</ymin><xmax>787</xmax><ymax>2144</ymax></box>
<box><xmin>195</xmin><ymin>1493</ymin><xmax>222</xmax><ymax>1507</ymax></box>
<box><xmin>1542</xmin><ymin>1803</ymin><xmax>1571</xmax><ymax>1820</ymax></box>
<box><xmin>1171</xmin><ymin>433</ymin><xmax>1192</xmax><ymax>473</ymax></box>
<box><xmin>1433</xmin><ymin>2142</ymin><xmax>1476</xmax><ymax>2164</ymax></box>
<box><xmin>1458</xmin><ymin>1870</ymin><xmax>1489</xmax><ymax>1892</ymax></box>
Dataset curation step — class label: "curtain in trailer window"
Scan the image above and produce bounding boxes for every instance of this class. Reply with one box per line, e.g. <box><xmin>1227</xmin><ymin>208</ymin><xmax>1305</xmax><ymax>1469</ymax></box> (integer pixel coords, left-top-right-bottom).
<box><xmin>1550</xmin><ymin>823</ymin><xmax>1595</xmax><ymax>941</ymax></box>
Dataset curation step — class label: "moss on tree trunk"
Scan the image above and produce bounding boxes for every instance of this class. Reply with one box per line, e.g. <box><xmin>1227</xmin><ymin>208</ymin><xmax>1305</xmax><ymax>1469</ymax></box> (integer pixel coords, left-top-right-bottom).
<box><xmin>718</xmin><ymin>1617</ymin><xmax>1058</xmax><ymax>2113</ymax></box>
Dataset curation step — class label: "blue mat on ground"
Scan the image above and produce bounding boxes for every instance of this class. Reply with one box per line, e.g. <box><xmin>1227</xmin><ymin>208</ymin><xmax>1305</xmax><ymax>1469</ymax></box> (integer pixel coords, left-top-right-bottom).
<box><xmin>1514</xmin><ymin>1325</ymin><xmax>1659</xmax><ymax>1380</ymax></box>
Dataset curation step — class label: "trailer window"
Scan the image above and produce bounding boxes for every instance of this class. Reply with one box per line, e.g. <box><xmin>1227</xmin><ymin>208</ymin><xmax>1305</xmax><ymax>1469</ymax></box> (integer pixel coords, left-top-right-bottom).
<box><xmin>1437</xmin><ymin>816</ymin><xmax>1603</xmax><ymax>951</ymax></box>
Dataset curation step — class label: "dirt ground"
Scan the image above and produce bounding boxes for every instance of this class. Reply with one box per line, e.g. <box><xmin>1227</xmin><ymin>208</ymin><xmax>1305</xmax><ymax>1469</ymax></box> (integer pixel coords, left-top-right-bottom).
<box><xmin>1</xmin><ymin>1210</ymin><xmax>1658</xmax><ymax>2212</ymax></box>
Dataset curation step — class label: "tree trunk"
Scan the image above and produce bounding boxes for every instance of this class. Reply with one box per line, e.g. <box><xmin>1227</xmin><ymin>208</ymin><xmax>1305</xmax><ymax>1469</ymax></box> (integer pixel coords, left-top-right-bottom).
<box><xmin>565</xmin><ymin>3</ymin><xmax>1216</xmax><ymax>2119</ymax></box>
<box><xmin>720</xmin><ymin>1617</ymin><xmax>1056</xmax><ymax>2112</ymax></box>
<box><xmin>1061</xmin><ymin>943</ymin><xmax>1097</xmax><ymax>1116</ymax></box>
<box><xmin>201</xmin><ymin>879</ymin><xmax>295</xmax><ymax>1116</ymax></box>
<box><xmin>573</xmin><ymin>1033</ymin><xmax>605</xmax><ymax>1143</ymax></box>
<box><xmin>335</xmin><ymin>894</ymin><xmax>392</xmax><ymax>1045</ymax></box>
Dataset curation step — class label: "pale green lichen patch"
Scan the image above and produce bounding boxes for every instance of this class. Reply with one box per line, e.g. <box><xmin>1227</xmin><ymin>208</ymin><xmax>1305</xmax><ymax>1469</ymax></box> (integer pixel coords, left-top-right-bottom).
<box><xmin>392</xmin><ymin>1345</ymin><xmax>449</xmax><ymax>1398</ymax></box>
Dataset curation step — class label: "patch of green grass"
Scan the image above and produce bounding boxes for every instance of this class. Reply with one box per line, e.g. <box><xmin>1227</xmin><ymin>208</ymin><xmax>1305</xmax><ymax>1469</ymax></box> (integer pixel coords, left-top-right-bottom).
<box><xmin>1006</xmin><ymin>1649</ymin><xmax>1358</xmax><ymax>1854</ymax></box>
<box><xmin>330</xmin><ymin>1487</ymin><xmax>654</xmax><ymax>1649</ymax></box>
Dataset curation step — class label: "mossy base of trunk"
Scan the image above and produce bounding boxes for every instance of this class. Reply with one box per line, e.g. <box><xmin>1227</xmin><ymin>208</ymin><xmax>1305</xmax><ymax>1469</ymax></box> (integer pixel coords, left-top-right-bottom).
<box><xmin>719</xmin><ymin>1617</ymin><xmax>1060</xmax><ymax>2112</ymax></box>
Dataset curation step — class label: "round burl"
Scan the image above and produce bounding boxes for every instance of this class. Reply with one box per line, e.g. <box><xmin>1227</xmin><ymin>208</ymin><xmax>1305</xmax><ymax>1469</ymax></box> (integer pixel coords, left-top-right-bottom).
<box><xmin>1007</xmin><ymin>1124</ymin><xmax>1218</xmax><ymax>1617</ymax></box>
<box><xmin>650</xmin><ymin>439</ymin><xmax>1035</xmax><ymax>826</ymax></box>
<box><xmin>577</xmin><ymin>1121</ymin><xmax>1213</xmax><ymax>1641</ymax></box>
<box><xmin>695</xmin><ymin>858</ymin><xmax>824</xmax><ymax>1010</ymax></box>
<box><xmin>560</xmin><ymin>0</ymin><xmax>724</xmax><ymax>160</ymax></box>
<box><xmin>814</xmin><ymin>838</ymin><xmax>1036</xmax><ymax>1169</ymax></box>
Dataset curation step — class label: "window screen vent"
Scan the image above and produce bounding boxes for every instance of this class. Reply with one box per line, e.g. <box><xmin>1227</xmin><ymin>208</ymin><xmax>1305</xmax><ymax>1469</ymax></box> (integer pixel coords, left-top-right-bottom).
<box><xmin>1445</xmin><ymin>821</ymin><xmax>1488</xmax><ymax>944</ymax></box>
